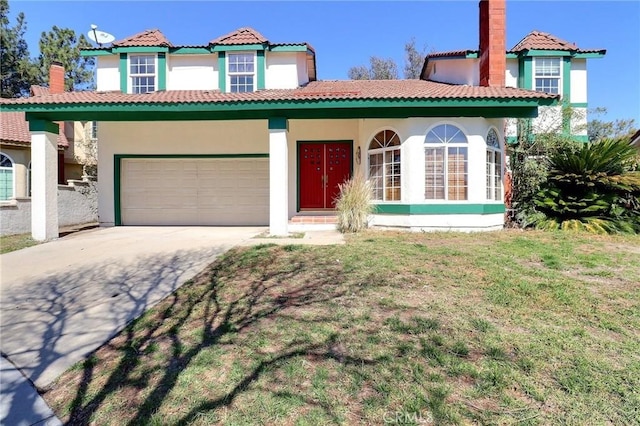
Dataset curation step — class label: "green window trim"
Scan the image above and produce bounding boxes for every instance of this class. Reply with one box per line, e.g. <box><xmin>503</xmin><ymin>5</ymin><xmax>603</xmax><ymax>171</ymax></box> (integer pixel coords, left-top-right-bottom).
<box><xmin>218</xmin><ymin>51</ymin><xmax>226</xmax><ymax>92</ymax></box>
<box><xmin>374</xmin><ymin>203</ymin><xmax>505</xmax><ymax>215</ymax></box>
<box><xmin>562</xmin><ymin>57</ymin><xmax>572</xmax><ymax>134</ymax></box>
<box><xmin>257</xmin><ymin>50</ymin><xmax>265</xmax><ymax>90</ymax></box>
<box><xmin>158</xmin><ymin>53</ymin><xmax>167</xmax><ymax>91</ymax></box>
<box><xmin>113</xmin><ymin>153</ymin><xmax>269</xmax><ymax>226</ymax></box>
<box><xmin>119</xmin><ymin>53</ymin><xmax>127</xmax><ymax>93</ymax></box>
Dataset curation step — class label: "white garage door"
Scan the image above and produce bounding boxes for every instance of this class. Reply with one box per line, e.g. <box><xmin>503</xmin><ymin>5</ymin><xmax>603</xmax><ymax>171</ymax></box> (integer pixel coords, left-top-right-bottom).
<box><xmin>120</xmin><ymin>158</ymin><xmax>269</xmax><ymax>225</ymax></box>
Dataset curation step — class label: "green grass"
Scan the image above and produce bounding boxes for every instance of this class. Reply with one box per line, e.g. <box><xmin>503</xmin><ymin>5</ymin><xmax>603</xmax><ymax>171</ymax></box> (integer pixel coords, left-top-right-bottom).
<box><xmin>0</xmin><ymin>233</ymin><xmax>40</xmax><ymax>254</ymax></box>
<box><xmin>43</xmin><ymin>230</ymin><xmax>640</xmax><ymax>425</ymax></box>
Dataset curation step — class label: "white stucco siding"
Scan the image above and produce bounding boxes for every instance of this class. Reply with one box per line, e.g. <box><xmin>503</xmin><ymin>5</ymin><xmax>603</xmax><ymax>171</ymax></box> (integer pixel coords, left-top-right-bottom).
<box><xmin>532</xmin><ymin>106</ymin><xmax>564</xmax><ymax>134</ymax></box>
<box><xmin>167</xmin><ymin>55</ymin><xmax>218</xmax><ymax>90</ymax></box>
<box><xmin>570</xmin><ymin>59</ymin><xmax>588</xmax><ymax>104</ymax></box>
<box><xmin>427</xmin><ymin>58</ymin><xmax>479</xmax><ymax>86</ymax></box>
<box><xmin>96</xmin><ymin>55</ymin><xmax>120</xmax><ymax>92</ymax></box>
<box><xmin>297</xmin><ymin>52</ymin><xmax>309</xmax><ymax>86</ymax></box>
<box><xmin>505</xmin><ymin>59</ymin><xmax>519</xmax><ymax>88</ymax></box>
<box><xmin>265</xmin><ymin>52</ymin><xmax>303</xmax><ymax>89</ymax></box>
<box><xmin>98</xmin><ymin>120</ymin><xmax>268</xmax><ymax>226</ymax></box>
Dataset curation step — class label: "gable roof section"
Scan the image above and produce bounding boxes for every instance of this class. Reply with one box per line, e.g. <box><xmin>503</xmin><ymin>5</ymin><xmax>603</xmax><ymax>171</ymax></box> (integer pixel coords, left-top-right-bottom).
<box><xmin>112</xmin><ymin>29</ymin><xmax>173</xmax><ymax>47</ymax></box>
<box><xmin>210</xmin><ymin>27</ymin><xmax>268</xmax><ymax>45</ymax></box>
<box><xmin>427</xmin><ymin>30</ymin><xmax>605</xmax><ymax>60</ymax></box>
<box><xmin>511</xmin><ymin>30</ymin><xmax>578</xmax><ymax>52</ymax></box>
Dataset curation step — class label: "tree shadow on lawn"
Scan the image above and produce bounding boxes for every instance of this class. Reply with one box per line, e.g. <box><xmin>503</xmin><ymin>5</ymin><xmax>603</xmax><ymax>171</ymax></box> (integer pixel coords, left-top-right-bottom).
<box><xmin>0</xmin><ymin>244</ymin><xmax>228</xmax><ymax>426</ymax></box>
<box><xmin>56</xmin><ymin>244</ymin><xmax>385</xmax><ymax>425</ymax></box>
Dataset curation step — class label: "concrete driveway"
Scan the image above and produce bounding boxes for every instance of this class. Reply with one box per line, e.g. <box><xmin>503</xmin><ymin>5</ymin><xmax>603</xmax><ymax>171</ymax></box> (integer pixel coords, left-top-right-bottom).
<box><xmin>0</xmin><ymin>226</ymin><xmax>266</xmax><ymax>390</ymax></box>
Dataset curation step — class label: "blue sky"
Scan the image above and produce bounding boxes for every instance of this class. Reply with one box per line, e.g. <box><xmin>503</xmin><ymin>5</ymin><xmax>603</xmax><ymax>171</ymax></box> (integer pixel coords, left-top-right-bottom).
<box><xmin>9</xmin><ymin>0</ymin><xmax>640</xmax><ymax>125</ymax></box>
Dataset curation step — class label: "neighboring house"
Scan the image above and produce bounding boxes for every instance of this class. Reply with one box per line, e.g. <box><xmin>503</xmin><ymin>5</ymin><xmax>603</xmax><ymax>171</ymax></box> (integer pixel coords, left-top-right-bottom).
<box><xmin>423</xmin><ymin>30</ymin><xmax>606</xmax><ymax>143</ymax></box>
<box><xmin>3</xmin><ymin>0</ymin><xmax>562</xmax><ymax>240</ymax></box>
<box><xmin>0</xmin><ymin>68</ymin><xmax>97</xmax><ymax>201</ymax></box>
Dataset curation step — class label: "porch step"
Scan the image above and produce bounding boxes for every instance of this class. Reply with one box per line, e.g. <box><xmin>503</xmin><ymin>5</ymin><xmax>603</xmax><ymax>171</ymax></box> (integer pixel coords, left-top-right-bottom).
<box><xmin>289</xmin><ymin>215</ymin><xmax>338</xmax><ymax>224</ymax></box>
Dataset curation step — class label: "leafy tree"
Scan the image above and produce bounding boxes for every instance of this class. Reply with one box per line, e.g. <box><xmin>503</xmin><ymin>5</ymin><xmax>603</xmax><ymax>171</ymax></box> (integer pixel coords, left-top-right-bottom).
<box><xmin>0</xmin><ymin>0</ymin><xmax>37</xmax><ymax>97</ymax></box>
<box><xmin>587</xmin><ymin>107</ymin><xmax>638</xmax><ymax>142</ymax></box>
<box><xmin>403</xmin><ymin>37</ymin><xmax>428</xmax><ymax>79</ymax></box>
<box><xmin>348</xmin><ymin>56</ymin><xmax>398</xmax><ymax>80</ymax></box>
<box><xmin>529</xmin><ymin>138</ymin><xmax>640</xmax><ymax>233</ymax></box>
<box><xmin>348</xmin><ymin>37</ymin><xmax>428</xmax><ymax>80</ymax></box>
<box><xmin>36</xmin><ymin>26</ymin><xmax>95</xmax><ymax>91</ymax></box>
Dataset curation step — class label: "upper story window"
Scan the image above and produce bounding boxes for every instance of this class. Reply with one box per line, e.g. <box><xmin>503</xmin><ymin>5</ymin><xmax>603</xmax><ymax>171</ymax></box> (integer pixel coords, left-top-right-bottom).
<box><xmin>130</xmin><ymin>55</ymin><xmax>156</xmax><ymax>94</ymax></box>
<box><xmin>228</xmin><ymin>53</ymin><xmax>255</xmax><ymax>93</ymax></box>
<box><xmin>486</xmin><ymin>128</ymin><xmax>502</xmax><ymax>201</ymax></box>
<box><xmin>90</xmin><ymin>121</ymin><xmax>98</xmax><ymax>140</ymax></box>
<box><xmin>534</xmin><ymin>57</ymin><xmax>561</xmax><ymax>95</ymax></box>
<box><xmin>425</xmin><ymin>124</ymin><xmax>468</xmax><ymax>201</ymax></box>
<box><xmin>368</xmin><ymin>130</ymin><xmax>401</xmax><ymax>201</ymax></box>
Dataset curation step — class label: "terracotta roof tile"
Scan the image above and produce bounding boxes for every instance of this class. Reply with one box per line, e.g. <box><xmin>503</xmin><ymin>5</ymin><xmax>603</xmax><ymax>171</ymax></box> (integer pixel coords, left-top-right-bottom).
<box><xmin>112</xmin><ymin>29</ymin><xmax>173</xmax><ymax>47</ymax></box>
<box><xmin>511</xmin><ymin>31</ymin><xmax>578</xmax><ymax>51</ymax></box>
<box><xmin>271</xmin><ymin>42</ymin><xmax>315</xmax><ymax>53</ymax></box>
<box><xmin>0</xmin><ymin>111</ymin><xmax>68</xmax><ymax>147</ymax></box>
<box><xmin>0</xmin><ymin>80</ymin><xmax>557</xmax><ymax>107</ymax></box>
<box><xmin>210</xmin><ymin>27</ymin><xmax>268</xmax><ymax>45</ymax></box>
<box><xmin>30</xmin><ymin>85</ymin><xmax>50</xmax><ymax>96</ymax></box>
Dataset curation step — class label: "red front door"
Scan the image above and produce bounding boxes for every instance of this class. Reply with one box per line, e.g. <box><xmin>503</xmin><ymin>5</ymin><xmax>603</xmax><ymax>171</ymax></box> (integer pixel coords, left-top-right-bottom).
<box><xmin>299</xmin><ymin>142</ymin><xmax>352</xmax><ymax>209</ymax></box>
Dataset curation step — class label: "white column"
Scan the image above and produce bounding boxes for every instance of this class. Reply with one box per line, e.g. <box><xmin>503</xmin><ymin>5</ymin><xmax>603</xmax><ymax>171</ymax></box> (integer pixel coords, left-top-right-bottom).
<box><xmin>31</xmin><ymin>128</ymin><xmax>59</xmax><ymax>240</ymax></box>
<box><xmin>269</xmin><ymin>126</ymin><xmax>288</xmax><ymax>236</ymax></box>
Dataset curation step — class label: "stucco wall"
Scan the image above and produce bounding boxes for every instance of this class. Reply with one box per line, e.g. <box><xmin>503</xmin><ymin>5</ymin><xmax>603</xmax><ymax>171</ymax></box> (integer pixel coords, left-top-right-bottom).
<box><xmin>168</xmin><ymin>54</ymin><xmax>218</xmax><ymax>90</ymax></box>
<box><xmin>96</xmin><ymin>55</ymin><xmax>120</xmax><ymax>92</ymax></box>
<box><xmin>570</xmin><ymin>59</ymin><xmax>588</xmax><ymax>104</ymax></box>
<box><xmin>428</xmin><ymin>58</ymin><xmax>479</xmax><ymax>86</ymax></box>
<box><xmin>505</xmin><ymin>59</ymin><xmax>519</xmax><ymax>88</ymax></box>
<box><xmin>0</xmin><ymin>180</ymin><xmax>97</xmax><ymax>236</ymax></box>
<box><xmin>265</xmin><ymin>52</ymin><xmax>305</xmax><ymax>89</ymax></box>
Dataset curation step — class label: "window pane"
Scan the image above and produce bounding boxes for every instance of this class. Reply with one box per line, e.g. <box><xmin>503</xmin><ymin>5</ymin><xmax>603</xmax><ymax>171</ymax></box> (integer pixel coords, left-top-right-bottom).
<box><xmin>424</xmin><ymin>147</ymin><xmax>445</xmax><ymax>199</ymax></box>
<box><xmin>369</xmin><ymin>153</ymin><xmax>384</xmax><ymax>200</ymax></box>
<box><xmin>447</xmin><ymin>147</ymin><xmax>468</xmax><ymax>200</ymax></box>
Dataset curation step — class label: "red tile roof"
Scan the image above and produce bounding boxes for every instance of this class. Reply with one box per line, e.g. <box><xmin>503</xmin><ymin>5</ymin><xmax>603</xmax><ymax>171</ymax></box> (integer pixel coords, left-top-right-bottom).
<box><xmin>112</xmin><ymin>29</ymin><xmax>173</xmax><ymax>47</ymax></box>
<box><xmin>30</xmin><ymin>85</ymin><xmax>50</xmax><ymax>96</ymax></box>
<box><xmin>0</xmin><ymin>111</ymin><xmax>68</xmax><ymax>147</ymax></box>
<box><xmin>511</xmin><ymin>31</ymin><xmax>579</xmax><ymax>51</ymax></box>
<box><xmin>0</xmin><ymin>80</ymin><xmax>557</xmax><ymax>106</ymax></box>
<box><xmin>210</xmin><ymin>27</ymin><xmax>268</xmax><ymax>45</ymax></box>
<box><xmin>428</xmin><ymin>31</ymin><xmax>605</xmax><ymax>58</ymax></box>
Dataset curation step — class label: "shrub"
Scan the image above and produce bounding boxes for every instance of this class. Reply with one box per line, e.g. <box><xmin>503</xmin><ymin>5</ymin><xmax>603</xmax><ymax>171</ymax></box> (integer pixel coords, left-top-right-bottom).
<box><xmin>530</xmin><ymin>138</ymin><xmax>640</xmax><ymax>233</ymax></box>
<box><xmin>334</xmin><ymin>175</ymin><xmax>374</xmax><ymax>233</ymax></box>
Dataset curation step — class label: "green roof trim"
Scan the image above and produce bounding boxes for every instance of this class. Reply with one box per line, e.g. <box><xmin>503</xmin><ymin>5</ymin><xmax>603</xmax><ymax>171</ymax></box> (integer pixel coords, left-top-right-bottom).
<box><xmin>169</xmin><ymin>47</ymin><xmax>212</xmax><ymax>55</ymax></box>
<box><xmin>374</xmin><ymin>203</ymin><xmax>505</xmax><ymax>215</ymax></box>
<box><xmin>28</xmin><ymin>119</ymin><xmax>59</xmax><ymax>134</ymax></box>
<box><xmin>80</xmin><ymin>49</ymin><xmax>112</xmax><ymax>57</ymax></box>
<box><xmin>12</xmin><ymin>97</ymin><xmax>556</xmax><ymax>122</ymax></box>
<box><xmin>113</xmin><ymin>46</ymin><xmax>169</xmax><ymax>54</ymax></box>
<box><xmin>269</xmin><ymin>45</ymin><xmax>309</xmax><ymax>52</ymax></box>
<box><xmin>211</xmin><ymin>44</ymin><xmax>266</xmax><ymax>52</ymax></box>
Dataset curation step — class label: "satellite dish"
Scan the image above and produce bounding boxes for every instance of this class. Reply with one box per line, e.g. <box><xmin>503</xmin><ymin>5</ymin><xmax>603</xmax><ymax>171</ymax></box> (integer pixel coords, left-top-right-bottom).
<box><xmin>88</xmin><ymin>25</ymin><xmax>115</xmax><ymax>47</ymax></box>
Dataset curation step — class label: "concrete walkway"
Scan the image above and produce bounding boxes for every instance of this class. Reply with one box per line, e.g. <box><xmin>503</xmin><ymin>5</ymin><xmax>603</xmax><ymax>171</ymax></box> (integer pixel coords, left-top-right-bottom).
<box><xmin>0</xmin><ymin>226</ymin><xmax>343</xmax><ymax>425</ymax></box>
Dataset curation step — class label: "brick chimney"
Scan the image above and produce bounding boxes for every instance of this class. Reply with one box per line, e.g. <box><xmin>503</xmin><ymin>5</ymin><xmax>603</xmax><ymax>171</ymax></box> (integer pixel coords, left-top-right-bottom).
<box><xmin>49</xmin><ymin>62</ymin><xmax>65</xmax><ymax>94</ymax></box>
<box><xmin>479</xmin><ymin>0</ymin><xmax>506</xmax><ymax>87</ymax></box>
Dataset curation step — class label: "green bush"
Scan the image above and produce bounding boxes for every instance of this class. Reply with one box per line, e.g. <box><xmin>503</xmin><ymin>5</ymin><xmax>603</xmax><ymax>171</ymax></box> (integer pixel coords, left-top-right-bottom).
<box><xmin>334</xmin><ymin>175</ymin><xmax>374</xmax><ymax>233</ymax></box>
<box><xmin>530</xmin><ymin>138</ymin><xmax>640</xmax><ymax>233</ymax></box>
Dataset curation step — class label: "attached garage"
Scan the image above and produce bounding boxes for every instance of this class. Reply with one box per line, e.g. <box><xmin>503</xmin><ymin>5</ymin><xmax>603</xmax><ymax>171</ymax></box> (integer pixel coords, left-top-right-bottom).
<box><xmin>118</xmin><ymin>156</ymin><xmax>269</xmax><ymax>226</ymax></box>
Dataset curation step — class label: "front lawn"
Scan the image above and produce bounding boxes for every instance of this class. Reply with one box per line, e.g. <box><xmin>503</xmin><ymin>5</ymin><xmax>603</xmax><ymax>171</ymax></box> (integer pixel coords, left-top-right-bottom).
<box><xmin>0</xmin><ymin>233</ymin><xmax>40</xmax><ymax>254</ymax></box>
<box><xmin>42</xmin><ymin>230</ymin><xmax>640</xmax><ymax>425</ymax></box>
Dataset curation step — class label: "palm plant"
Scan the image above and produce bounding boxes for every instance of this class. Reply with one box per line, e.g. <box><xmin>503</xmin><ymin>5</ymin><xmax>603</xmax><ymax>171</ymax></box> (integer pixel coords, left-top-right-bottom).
<box><xmin>530</xmin><ymin>138</ymin><xmax>640</xmax><ymax>233</ymax></box>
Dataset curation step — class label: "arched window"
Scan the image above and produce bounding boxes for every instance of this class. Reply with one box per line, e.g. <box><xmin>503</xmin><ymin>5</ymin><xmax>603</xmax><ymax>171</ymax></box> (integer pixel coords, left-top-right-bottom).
<box><xmin>486</xmin><ymin>128</ymin><xmax>502</xmax><ymax>201</ymax></box>
<box><xmin>0</xmin><ymin>153</ymin><xmax>14</xmax><ymax>201</ymax></box>
<box><xmin>425</xmin><ymin>124</ymin><xmax>468</xmax><ymax>200</ymax></box>
<box><xmin>368</xmin><ymin>129</ymin><xmax>401</xmax><ymax>201</ymax></box>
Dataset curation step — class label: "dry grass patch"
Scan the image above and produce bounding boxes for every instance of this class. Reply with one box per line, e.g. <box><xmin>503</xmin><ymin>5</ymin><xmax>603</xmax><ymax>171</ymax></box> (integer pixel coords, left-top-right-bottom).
<box><xmin>42</xmin><ymin>231</ymin><xmax>640</xmax><ymax>425</ymax></box>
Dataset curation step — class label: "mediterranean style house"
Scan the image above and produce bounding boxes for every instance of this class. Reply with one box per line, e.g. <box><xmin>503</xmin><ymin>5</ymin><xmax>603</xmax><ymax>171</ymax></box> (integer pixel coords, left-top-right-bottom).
<box><xmin>3</xmin><ymin>0</ymin><xmax>566</xmax><ymax>240</ymax></box>
<box><xmin>423</xmin><ymin>30</ymin><xmax>605</xmax><ymax>143</ymax></box>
